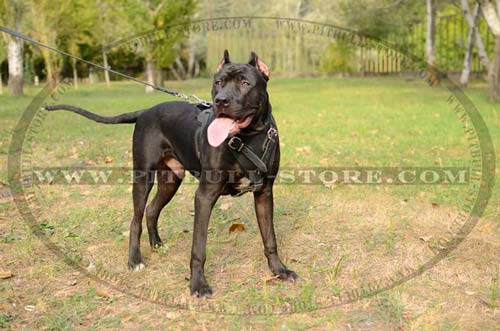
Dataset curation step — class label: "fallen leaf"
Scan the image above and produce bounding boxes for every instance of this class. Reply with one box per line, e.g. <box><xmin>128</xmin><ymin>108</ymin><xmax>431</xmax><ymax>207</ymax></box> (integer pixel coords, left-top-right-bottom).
<box><xmin>229</xmin><ymin>223</ymin><xmax>245</xmax><ymax>233</ymax></box>
<box><xmin>165</xmin><ymin>311</ymin><xmax>180</xmax><ymax>319</ymax></box>
<box><xmin>104</xmin><ymin>156</ymin><xmax>114</xmax><ymax>164</ymax></box>
<box><xmin>24</xmin><ymin>305</ymin><xmax>35</xmax><ymax>312</ymax></box>
<box><xmin>419</xmin><ymin>236</ymin><xmax>433</xmax><ymax>242</ymax></box>
<box><xmin>0</xmin><ymin>271</ymin><xmax>13</xmax><ymax>279</ymax></box>
<box><xmin>96</xmin><ymin>289</ymin><xmax>110</xmax><ymax>298</ymax></box>
<box><xmin>86</xmin><ymin>262</ymin><xmax>96</xmax><ymax>272</ymax></box>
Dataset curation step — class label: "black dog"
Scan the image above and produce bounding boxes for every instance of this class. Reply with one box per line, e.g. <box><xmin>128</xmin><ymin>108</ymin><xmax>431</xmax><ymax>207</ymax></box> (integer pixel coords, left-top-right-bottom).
<box><xmin>45</xmin><ymin>50</ymin><xmax>298</xmax><ymax>297</ymax></box>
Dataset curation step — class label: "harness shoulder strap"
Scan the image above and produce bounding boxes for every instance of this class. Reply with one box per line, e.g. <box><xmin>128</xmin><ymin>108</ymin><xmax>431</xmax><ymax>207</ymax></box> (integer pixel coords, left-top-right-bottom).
<box><xmin>195</xmin><ymin>108</ymin><xmax>212</xmax><ymax>159</ymax></box>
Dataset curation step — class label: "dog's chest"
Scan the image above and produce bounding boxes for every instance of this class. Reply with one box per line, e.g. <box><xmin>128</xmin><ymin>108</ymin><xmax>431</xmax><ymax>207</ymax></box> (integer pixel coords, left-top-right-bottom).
<box><xmin>221</xmin><ymin>164</ymin><xmax>256</xmax><ymax>196</ymax></box>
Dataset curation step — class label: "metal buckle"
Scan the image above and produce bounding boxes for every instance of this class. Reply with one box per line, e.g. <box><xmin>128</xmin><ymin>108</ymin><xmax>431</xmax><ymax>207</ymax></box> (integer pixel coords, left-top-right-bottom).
<box><xmin>234</xmin><ymin>182</ymin><xmax>263</xmax><ymax>197</ymax></box>
<box><xmin>228</xmin><ymin>136</ymin><xmax>244</xmax><ymax>151</ymax></box>
<box><xmin>267</xmin><ymin>127</ymin><xmax>278</xmax><ymax>142</ymax></box>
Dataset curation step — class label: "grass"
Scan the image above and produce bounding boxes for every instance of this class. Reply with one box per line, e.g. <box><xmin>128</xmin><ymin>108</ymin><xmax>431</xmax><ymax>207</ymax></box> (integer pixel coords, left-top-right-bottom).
<box><xmin>1</xmin><ymin>76</ymin><xmax>500</xmax><ymax>330</ymax></box>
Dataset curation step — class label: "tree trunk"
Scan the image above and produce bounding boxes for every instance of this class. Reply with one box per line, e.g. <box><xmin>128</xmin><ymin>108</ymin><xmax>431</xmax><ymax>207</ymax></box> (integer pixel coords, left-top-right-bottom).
<box><xmin>0</xmin><ymin>75</ymin><xmax>3</xmax><ymax>95</ymax></box>
<box><xmin>102</xmin><ymin>48</ymin><xmax>110</xmax><ymax>87</ymax></box>
<box><xmin>145</xmin><ymin>60</ymin><xmax>156</xmax><ymax>93</ymax></box>
<box><xmin>187</xmin><ymin>46</ymin><xmax>195</xmax><ymax>79</ymax></box>
<box><xmin>475</xmin><ymin>29</ymin><xmax>491</xmax><ymax>71</ymax></box>
<box><xmin>72</xmin><ymin>58</ymin><xmax>78</xmax><ymax>90</ymax></box>
<box><xmin>426</xmin><ymin>0</ymin><xmax>438</xmax><ymax>84</ymax></box>
<box><xmin>462</xmin><ymin>1</ymin><xmax>490</xmax><ymax>71</ymax></box>
<box><xmin>194</xmin><ymin>60</ymin><xmax>200</xmax><ymax>77</ymax></box>
<box><xmin>41</xmin><ymin>49</ymin><xmax>55</xmax><ymax>82</ymax></box>
<box><xmin>175</xmin><ymin>57</ymin><xmax>186</xmax><ymax>79</ymax></box>
<box><xmin>460</xmin><ymin>3</ymin><xmax>480</xmax><ymax>87</ymax></box>
<box><xmin>481</xmin><ymin>0</ymin><xmax>500</xmax><ymax>36</ymax></box>
<box><xmin>7</xmin><ymin>36</ymin><xmax>24</xmax><ymax>96</ymax></box>
<box><xmin>156</xmin><ymin>67</ymin><xmax>164</xmax><ymax>87</ymax></box>
<box><xmin>489</xmin><ymin>36</ymin><xmax>500</xmax><ymax>100</ymax></box>
<box><xmin>169</xmin><ymin>66</ymin><xmax>182</xmax><ymax>81</ymax></box>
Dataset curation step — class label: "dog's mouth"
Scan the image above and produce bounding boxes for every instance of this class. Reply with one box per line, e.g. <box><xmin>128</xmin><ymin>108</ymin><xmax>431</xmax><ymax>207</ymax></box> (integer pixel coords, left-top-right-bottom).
<box><xmin>207</xmin><ymin>113</ymin><xmax>253</xmax><ymax>147</ymax></box>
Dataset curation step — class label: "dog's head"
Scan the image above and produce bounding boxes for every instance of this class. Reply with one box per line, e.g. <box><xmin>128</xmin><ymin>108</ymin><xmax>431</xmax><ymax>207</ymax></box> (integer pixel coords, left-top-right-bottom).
<box><xmin>208</xmin><ymin>50</ymin><xmax>271</xmax><ymax>147</ymax></box>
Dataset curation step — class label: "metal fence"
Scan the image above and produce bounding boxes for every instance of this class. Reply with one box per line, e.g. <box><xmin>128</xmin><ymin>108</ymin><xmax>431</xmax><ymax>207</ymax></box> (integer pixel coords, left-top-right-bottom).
<box><xmin>204</xmin><ymin>14</ymin><xmax>493</xmax><ymax>76</ymax></box>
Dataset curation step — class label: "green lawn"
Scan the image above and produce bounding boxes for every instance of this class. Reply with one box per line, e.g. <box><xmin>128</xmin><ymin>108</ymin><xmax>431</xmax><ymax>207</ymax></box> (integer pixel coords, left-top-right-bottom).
<box><xmin>1</xmin><ymin>77</ymin><xmax>499</xmax><ymax>330</ymax></box>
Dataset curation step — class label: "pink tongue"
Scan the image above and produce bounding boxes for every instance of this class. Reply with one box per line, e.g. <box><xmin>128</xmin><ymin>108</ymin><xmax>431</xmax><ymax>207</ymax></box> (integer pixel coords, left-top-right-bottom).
<box><xmin>207</xmin><ymin>117</ymin><xmax>235</xmax><ymax>147</ymax></box>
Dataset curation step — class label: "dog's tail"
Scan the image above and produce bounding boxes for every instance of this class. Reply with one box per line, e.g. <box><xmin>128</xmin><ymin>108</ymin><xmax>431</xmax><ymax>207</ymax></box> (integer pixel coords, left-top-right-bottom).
<box><xmin>44</xmin><ymin>104</ymin><xmax>144</xmax><ymax>124</ymax></box>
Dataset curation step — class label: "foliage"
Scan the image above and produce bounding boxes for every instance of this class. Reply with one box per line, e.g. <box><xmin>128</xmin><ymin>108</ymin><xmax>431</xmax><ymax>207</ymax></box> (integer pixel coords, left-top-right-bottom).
<box><xmin>322</xmin><ymin>40</ymin><xmax>355</xmax><ymax>72</ymax></box>
<box><xmin>125</xmin><ymin>0</ymin><xmax>196</xmax><ymax>69</ymax></box>
<box><xmin>0</xmin><ymin>0</ymin><xmax>494</xmax><ymax>84</ymax></box>
<box><xmin>337</xmin><ymin>0</ymin><xmax>425</xmax><ymax>39</ymax></box>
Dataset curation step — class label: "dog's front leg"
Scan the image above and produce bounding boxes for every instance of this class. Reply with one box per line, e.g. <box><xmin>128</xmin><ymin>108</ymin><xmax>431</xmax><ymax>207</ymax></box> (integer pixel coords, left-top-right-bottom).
<box><xmin>254</xmin><ymin>188</ymin><xmax>299</xmax><ymax>281</ymax></box>
<box><xmin>189</xmin><ymin>182</ymin><xmax>221</xmax><ymax>297</ymax></box>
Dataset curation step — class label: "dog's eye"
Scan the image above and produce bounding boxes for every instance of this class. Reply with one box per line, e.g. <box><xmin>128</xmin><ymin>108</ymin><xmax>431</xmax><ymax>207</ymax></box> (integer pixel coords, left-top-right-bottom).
<box><xmin>241</xmin><ymin>81</ymin><xmax>250</xmax><ymax>87</ymax></box>
<box><xmin>215</xmin><ymin>80</ymin><xmax>222</xmax><ymax>86</ymax></box>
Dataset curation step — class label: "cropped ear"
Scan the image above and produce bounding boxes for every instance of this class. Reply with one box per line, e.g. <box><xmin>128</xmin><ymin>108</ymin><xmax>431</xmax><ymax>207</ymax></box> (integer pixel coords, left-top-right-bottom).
<box><xmin>248</xmin><ymin>51</ymin><xmax>270</xmax><ymax>80</ymax></box>
<box><xmin>216</xmin><ymin>50</ymin><xmax>231</xmax><ymax>72</ymax></box>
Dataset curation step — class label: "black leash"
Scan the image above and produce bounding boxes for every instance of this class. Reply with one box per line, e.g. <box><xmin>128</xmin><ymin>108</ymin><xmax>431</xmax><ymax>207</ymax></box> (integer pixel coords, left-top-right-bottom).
<box><xmin>0</xmin><ymin>25</ymin><xmax>212</xmax><ymax>107</ymax></box>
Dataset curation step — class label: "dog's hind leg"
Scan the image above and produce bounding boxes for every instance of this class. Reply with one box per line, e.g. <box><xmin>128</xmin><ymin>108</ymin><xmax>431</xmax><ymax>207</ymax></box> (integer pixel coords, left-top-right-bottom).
<box><xmin>128</xmin><ymin>124</ymin><xmax>161</xmax><ymax>271</ymax></box>
<box><xmin>145</xmin><ymin>158</ymin><xmax>183</xmax><ymax>249</ymax></box>
<box><xmin>128</xmin><ymin>167</ymin><xmax>154</xmax><ymax>271</ymax></box>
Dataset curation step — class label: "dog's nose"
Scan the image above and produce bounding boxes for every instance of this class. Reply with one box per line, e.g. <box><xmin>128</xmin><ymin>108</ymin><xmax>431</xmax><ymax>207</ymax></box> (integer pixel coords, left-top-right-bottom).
<box><xmin>215</xmin><ymin>97</ymin><xmax>230</xmax><ymax>108</ymax></box>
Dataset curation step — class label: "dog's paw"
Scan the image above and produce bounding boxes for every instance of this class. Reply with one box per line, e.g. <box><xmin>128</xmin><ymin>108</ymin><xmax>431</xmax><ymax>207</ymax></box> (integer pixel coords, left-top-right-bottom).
<box><xmin>151</xmin><ymin>241</ymin><xmax>165</xmax><ymax>250</ymax></box>
<box><xmin>128</xmin><ymin>260</ymin><xmax>146</xmax><ymax>272</ymax></box>
<box><xmin>278</xmin><ymin>269</ymin><xmax>300</xmax><ymax>282</ymax></box>
<box><xmin>190</xmin><ymin>282</ymin><xmax>213</xmax><ymax>298</ymax></box>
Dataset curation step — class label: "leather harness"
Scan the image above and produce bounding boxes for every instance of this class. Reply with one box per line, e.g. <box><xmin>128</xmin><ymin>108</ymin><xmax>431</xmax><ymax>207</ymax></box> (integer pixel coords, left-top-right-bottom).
<box><xmin>195</xmin><ymin>107</ymin><xmax>278</xmax><ymax>196</ymax></box>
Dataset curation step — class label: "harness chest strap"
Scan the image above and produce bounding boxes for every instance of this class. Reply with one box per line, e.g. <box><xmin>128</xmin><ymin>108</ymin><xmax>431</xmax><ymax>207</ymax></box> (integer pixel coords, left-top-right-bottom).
<box><xmin>227</xmin><ymin>126</ymin><xmax>278</xmax><ymax>177</ymax></box>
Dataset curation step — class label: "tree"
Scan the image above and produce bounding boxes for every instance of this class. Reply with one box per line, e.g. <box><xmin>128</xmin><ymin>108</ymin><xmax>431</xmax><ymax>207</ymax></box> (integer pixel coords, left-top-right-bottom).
<box><xmin>0</xmin><ymin>0</ymin><xmax>26</xmax><ymax>96</ymax></box>
<box><xmin>0</xmin><ymin>37</ymin><xmax>5</xmax><ymax>94</ymax></box>
<box><xmin>92</xmin><ymin>0</ymin><xmax>131</xmax><ymax>87</ymax></box>
<box><xmin>481</xmin><ymin>0</ymin><xmax>500</xmax><ymax>100</ymax></box>
<box><xmin>426</xmin><ymin>0</ymin><xmax>438</xmax><ymax>83</ymax></box>
<box><xmin>28</xmin><ymin>0</ymin><xmax>100</xmax><ymax>85</ymax></box>
<box><xmin>460</xmin><ymin>1</ymin><xmax>481</xmax><ymax>87</ymax></box>
<box><xmin>28</xmin><ymin>0</ymin><xmax>69</xmax><ymax>82</ymax></box>
<box><xmin>456</xmin><ymin>0</ymin><xmax>490</xmax><ymax>70</ymax></box>
<box><xmin>126</xmin><ymin>0</ymin><xmax>195</xmax><ymax>92</ymax></box>
<box><xmin>62</xmin><ymin>1</ymin><xmax>97</xmax><ymax>89</ymax></box>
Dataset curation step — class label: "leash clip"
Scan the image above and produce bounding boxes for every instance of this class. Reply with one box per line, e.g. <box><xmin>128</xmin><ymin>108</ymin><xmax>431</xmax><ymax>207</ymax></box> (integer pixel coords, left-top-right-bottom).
<box><xmin>190</xmin><ymin>94</ymin><xmax>213</xmax><ymax>108</ymax></box>
<box><xmin>175</xmin><ymin>92</ymin><xmax>190</xmax><ymax>100</ymax></box>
